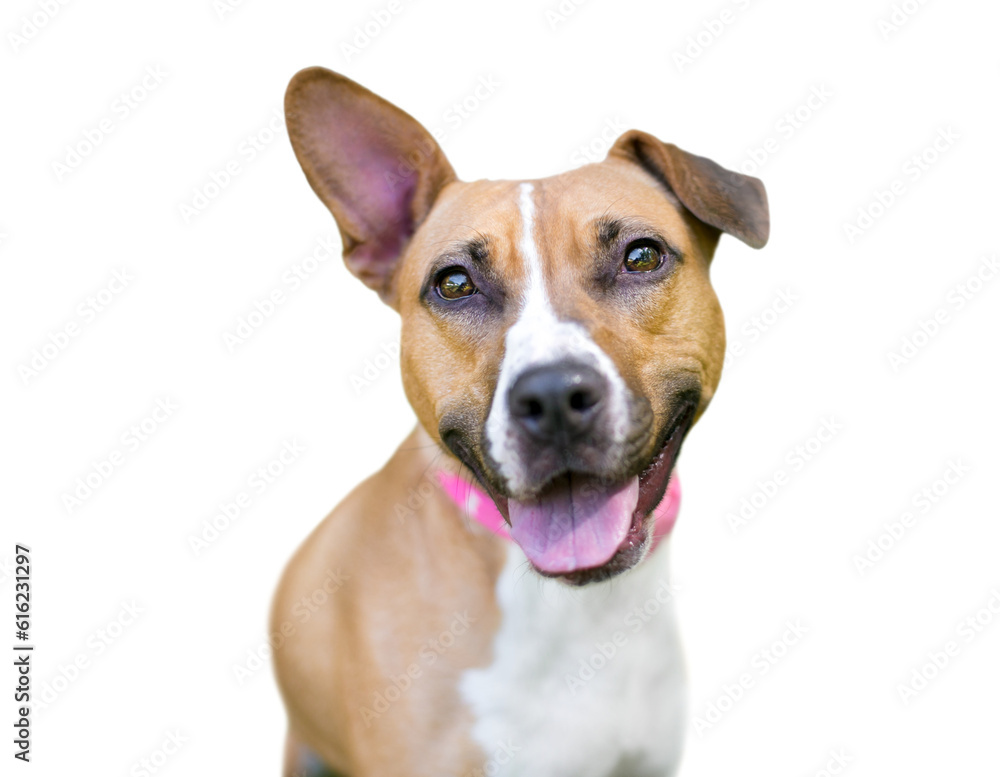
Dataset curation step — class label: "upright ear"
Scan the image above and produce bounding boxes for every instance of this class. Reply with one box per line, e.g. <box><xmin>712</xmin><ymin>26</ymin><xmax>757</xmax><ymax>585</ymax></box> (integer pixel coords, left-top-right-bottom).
<box><xmin>285</xmin><ymin>67</ymin><xmax>457</xmax><ymax>304</ymax></box>
<box><xmin>608</xmin><ymin>130</ymin><xmax>769</xmax><ymax>249</ymax></box>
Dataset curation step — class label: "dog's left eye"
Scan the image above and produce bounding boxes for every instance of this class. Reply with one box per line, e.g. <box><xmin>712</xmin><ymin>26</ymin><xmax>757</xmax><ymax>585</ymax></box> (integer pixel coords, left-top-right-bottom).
<box><xmin>622</xmin><ymin>242</ymin><xmax>663</xmax><ymax>273</ymax></box>
<box><xmin>435</xmin><ymin>268</ymin><xmax>478</xmax><ymax>300</ymax></box>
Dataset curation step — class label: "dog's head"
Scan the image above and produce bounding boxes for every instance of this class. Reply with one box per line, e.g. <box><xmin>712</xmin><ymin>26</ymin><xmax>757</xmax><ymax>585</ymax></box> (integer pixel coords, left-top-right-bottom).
<box><xmin>286</xmin><ymin>67</ymin><xmax>768</xmax><ymax>585</ymax></box>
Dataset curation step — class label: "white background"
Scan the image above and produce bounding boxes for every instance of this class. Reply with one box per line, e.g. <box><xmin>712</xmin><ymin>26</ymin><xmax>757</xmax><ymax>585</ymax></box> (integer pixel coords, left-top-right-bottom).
<box><xmin>2</xmin><ymin>0</ymin><xmax>998</xmax><ymax>774</ymax></box>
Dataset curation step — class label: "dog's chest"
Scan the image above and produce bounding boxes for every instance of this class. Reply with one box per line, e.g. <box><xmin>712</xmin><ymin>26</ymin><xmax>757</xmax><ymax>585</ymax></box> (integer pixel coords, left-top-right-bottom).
<box><xmin>459</xmin><ymin>545</ymin><xmax>686</xmax><ymax>777</ymax></box>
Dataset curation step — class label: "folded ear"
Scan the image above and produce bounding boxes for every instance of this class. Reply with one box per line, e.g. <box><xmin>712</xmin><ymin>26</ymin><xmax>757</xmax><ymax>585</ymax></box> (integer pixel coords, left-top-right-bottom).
<box><xmin>608</xmin><ymin>130</ymin><xmax>769</xmax><ymax>249</ymax></box>
<box><xmin>285</xmin><ymin>67</ymin><xmax>457</xmax><ymax>304</ymax></box>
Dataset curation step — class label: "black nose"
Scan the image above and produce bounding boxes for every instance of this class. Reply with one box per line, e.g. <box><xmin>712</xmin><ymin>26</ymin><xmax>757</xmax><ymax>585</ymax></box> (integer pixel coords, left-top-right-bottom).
<box><xmin>508</xmin><ymin>362</ymin><xmax>607</xmax><ymax>443</ymax></box>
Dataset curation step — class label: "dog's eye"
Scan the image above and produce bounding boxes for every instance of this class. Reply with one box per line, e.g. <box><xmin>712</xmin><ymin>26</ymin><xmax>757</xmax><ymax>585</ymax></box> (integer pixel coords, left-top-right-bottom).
<box><xmin>435</xmin><ymin>268</ymin><xmax>478</xmax><ymax>300</ymax></box>
<box><xmin>622</xmin><ymin>242</ymin><xmax>663</xmax><ymax>273</ymax></box>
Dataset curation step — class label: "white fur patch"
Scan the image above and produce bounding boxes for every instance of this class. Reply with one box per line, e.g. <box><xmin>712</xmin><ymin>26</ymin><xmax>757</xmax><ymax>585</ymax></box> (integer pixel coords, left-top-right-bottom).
<box><xmin>460</xmin><ymin>544</ymin><xmax>687</xmax><ymax>776</ymax></box>
<box><xmin>483</xmin><ymin>182</ymin><xmax>630</xmax><ymax>495</ymax></box>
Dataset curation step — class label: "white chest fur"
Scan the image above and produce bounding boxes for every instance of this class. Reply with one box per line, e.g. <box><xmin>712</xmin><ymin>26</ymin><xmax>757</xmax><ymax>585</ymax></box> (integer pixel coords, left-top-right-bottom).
<box><xmin>460</xmin><ymin>544</ymin><xmax>687</xmax><ymax>777</ymax></box>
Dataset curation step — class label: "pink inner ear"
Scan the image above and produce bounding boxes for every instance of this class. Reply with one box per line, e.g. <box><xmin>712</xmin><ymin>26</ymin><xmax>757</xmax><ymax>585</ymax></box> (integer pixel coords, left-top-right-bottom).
<box><xmin>288</xmin><ymin>70</ymin><xmax>455</xmax><ymax>294</ymax></box>
<box><xmin>322</xmin><ymin>115</ymin><xmax>420</xmax><ymax>281</ymax></box>
<box><xmin>350</xmin><ymin>144</ymin><xmax>416</xmax><ymax>228</ymax></box>
<box><xmin>343</xmin><ymin>144</ymin><xmax>415</xmax><ymax>286</ymax></box>
<box><xmin>329</xmin><ymin>118</ymin><xmax>417</xmax><ymax>227</ymax></box>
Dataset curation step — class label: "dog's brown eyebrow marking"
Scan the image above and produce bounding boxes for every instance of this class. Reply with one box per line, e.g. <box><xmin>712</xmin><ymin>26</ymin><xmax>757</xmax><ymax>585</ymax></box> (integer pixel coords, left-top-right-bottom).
<box><xmin>590</xmin><ymin>216</ymin><xmax>684</xmax><ymax>272</ymax></box>
<box><xmin>427</xmin><ymin>235</ymin><xmax>491</xmax><ymax>279</ymax></box>
<box><xmin>594</xmin><ymin>217</ymin><xmax>625</xmax><ymax>246</ymax></box>
<box><xmin>465</xmin><ymin>235</ymin><xmax>490</xmax><ymax>265</ymax></box>
<box><xmin>594</xmin><ymin>216</ymin><xmax>670</xmax><ymax>249</ymax></box>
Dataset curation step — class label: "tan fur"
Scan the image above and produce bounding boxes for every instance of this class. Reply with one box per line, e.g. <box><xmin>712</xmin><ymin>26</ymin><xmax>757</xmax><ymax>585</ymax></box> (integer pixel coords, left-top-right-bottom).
<box><xmin>397</xmin><ymin>161</ymin><xmax>728</xmax><ymax>468</ymax></box>
<box><xmin>274</xmin><ymin>164</ymin><xmax>728</xmax><ymax>774</ymax></box>
<box><xmin>273</xmin><ymin>68</ymin><xmax>768</xmax><ymax>775</ymax></box>
<box><xmin>272</xmin><ymin>427</ymin><xmax>506</xmax><ymax>775</ymax></box>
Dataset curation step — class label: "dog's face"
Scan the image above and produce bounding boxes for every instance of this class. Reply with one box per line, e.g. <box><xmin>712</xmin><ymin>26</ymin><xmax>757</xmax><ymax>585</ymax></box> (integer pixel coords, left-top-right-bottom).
<box><xmin>286</xmin><ymin>68</ymin><xmax>768</xmax><ymax>585</ymax></box>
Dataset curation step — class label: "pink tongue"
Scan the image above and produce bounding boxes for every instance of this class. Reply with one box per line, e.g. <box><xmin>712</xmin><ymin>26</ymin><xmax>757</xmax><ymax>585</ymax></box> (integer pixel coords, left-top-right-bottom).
<box><xmin>508</xmin><ymin>476</ymin><xmax>640</xmax><ymax>574</ymax></box>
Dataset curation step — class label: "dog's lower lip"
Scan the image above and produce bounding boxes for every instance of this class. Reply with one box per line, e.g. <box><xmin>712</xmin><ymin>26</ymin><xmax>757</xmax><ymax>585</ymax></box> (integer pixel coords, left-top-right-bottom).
<box><xmin>527</xmin><ymin>400</ymin><xmax>696</xmax><ymax>583</ymax></box>
<box><xmin>446</xmin><ymin>399</ymin><xmax>695</xmax><ymax>582</ymax></box>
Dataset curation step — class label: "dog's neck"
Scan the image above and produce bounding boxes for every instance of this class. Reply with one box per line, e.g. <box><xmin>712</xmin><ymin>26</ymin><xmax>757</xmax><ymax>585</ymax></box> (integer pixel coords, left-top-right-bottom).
<box><xmin>458</xmin><ymin>520</ymin><xmax>686</xmax><ymax>775</ymax></box>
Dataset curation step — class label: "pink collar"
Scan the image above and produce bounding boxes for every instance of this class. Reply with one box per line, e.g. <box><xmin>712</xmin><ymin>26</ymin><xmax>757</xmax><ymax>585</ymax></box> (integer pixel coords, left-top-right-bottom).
<box><xmin>436</xmin><ymin>471</ymin><xmax>682</xmax><ymax>553</ymax></box>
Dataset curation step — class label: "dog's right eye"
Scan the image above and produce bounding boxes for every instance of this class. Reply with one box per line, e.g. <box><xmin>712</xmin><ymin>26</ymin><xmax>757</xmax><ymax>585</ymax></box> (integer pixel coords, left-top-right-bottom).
<box><xmin>435</xmin><ymin>268</ymin><xmax>478</xmax><ymax>300</ymax></box>
<box><xmin>622</xmin><ymin>241</ymin><xmax>664</xmax><ymax>273</ymax></box>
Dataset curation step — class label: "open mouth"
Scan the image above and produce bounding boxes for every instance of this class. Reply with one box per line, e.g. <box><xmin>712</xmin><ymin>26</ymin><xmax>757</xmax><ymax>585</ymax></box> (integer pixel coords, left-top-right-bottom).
<box><xmin>470</xmin><ymin>399</ymin><xmax>696</xmax><ymax>584</ymax></box>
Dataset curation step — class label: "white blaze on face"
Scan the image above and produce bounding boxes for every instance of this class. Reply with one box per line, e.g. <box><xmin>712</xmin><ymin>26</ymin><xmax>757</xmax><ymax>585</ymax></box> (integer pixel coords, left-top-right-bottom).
<box><xmin>483</xmin><ymin>182</ymin><xmax>630</xmax><ymax>495</ymax></box>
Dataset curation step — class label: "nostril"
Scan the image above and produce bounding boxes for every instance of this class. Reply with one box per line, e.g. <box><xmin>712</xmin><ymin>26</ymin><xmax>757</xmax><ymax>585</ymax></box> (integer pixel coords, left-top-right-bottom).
<box><xmin>568</xmin><ymin>389</ymin><xmax>597</xmax><ymax>412</ymax></box>
<box><xmin>511</xmin><ymin>393</ymin><xmax>545</xmax><ymax>420</ymax></box>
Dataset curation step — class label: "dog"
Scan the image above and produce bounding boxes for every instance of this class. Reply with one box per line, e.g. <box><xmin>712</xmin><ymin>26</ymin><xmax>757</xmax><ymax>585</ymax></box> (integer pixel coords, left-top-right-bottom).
<box><xmin>272</xmin><ymin>67</ymin><xmax>769</xmax><ymax>777</ymax></box>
